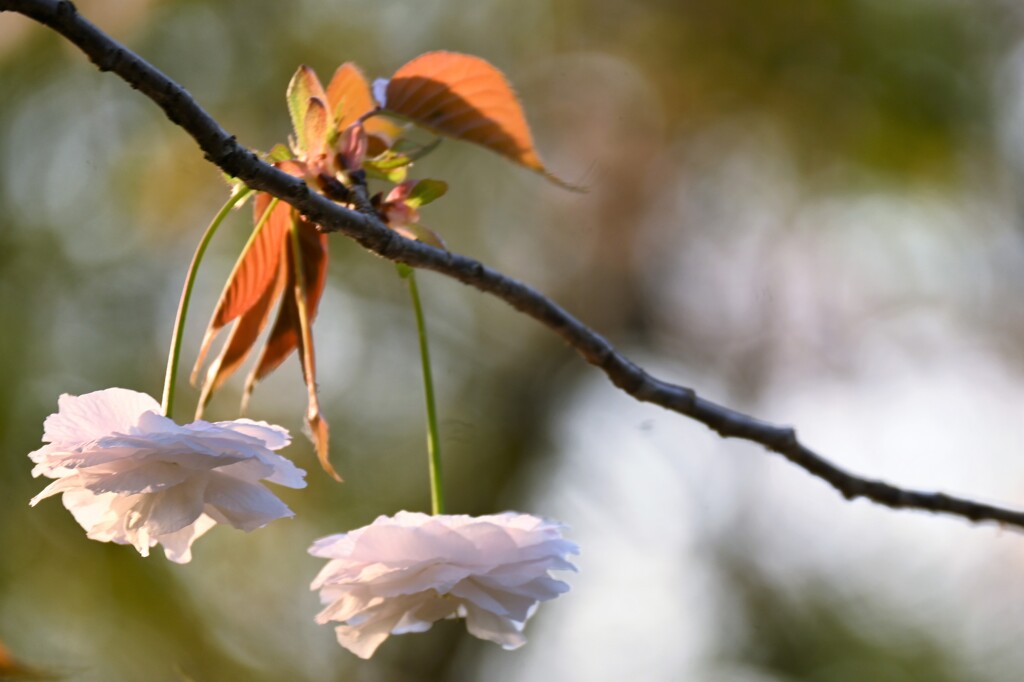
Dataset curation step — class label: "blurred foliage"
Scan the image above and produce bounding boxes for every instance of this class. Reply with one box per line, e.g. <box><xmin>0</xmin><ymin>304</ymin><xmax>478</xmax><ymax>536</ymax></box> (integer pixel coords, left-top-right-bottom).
<box><xmin>2</xmin><ymin>0</ymin><xmax>1024</xmax><ymax>680</ymax></box>
<box><xmin>717</xmin><ymin>556</ymin><xmax>987</xmax><ymax>682</ymax></box>
<box><xmin>568</xmin><ymin>0</ymin><xmax>1005</xmax><ymax>182</ymax></box>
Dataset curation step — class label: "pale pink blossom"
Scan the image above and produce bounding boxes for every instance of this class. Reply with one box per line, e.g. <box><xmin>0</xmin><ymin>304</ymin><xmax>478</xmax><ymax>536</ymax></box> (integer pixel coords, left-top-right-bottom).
<box><xmin>29</xmin><ymin>388</ymin><xmax>306</xmax><ymax>563</ymax></box>
<box><xmin>309</xmin><ymin>511</ymin><xmax>578</xmax><ymax>658</ymax></box>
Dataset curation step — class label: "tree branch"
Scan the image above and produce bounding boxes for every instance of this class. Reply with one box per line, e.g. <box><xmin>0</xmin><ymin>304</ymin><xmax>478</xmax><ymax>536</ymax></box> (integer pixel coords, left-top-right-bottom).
<box><xmin>5</xmin><ymin>0</ymin><xmax>1024</xmax><ymax>530</ymax></box>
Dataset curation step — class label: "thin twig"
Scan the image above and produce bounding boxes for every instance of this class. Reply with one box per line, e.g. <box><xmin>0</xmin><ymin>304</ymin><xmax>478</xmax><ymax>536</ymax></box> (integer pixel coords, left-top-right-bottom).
<box><xmin>4</xmin><ymin>0</ymin><xmax>1024</xmax><ymax>530</ymax></box>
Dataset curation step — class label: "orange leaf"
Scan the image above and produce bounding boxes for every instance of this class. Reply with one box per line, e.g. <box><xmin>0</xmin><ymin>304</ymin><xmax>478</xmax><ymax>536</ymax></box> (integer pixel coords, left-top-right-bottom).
<box><xmin>246</xmin><ymin>220</ymin><xmax>328</xmax><ymax>385</ymax></box>
<box><xmin>195</xmin><ymin>260</ymin><xmax>283</xmax><ymax>416</ymax></box>
<box><xmin>304</xmin><ymin>97</ymin><xmax>330</xmax><ymax>161</ymax></box>
<box><xmin>298</xmin><ymin>308</ymin><xmax>336</xmax><ymax>480</ymax></box>
<box><xmin>307</xmin><ymin>404</ymin><xmax>336</xmax><ymax>481</ymax></box>
<box><xmin>384</xmin><ymin>51</ymin><xmax>580</xmax><ymax>190</ymax></box>
<box><xmin>290</xmin><ymin>221</ymin><xmax>336</xmax><ymax>481</ymax></box>
<box><xmin>243</xmin><ymin>219</ymin><xmax>337</xmax><ymax>479</ymax></box>
<box><xmin>326</xmin><ymin>62</ymin><xmax>401</xmax><ymax>143</ymax></box>
<box><xmin>190</xmin><ymin>187</ymin><xmax>294</xmax><ymax>385</ymax></box>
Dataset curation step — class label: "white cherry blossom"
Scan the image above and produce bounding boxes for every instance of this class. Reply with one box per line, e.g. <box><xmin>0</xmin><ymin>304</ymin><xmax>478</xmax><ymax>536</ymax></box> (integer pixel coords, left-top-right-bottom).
<box><xmin>29</xmin><ymin>387</ymin><xmax>306</xmax><ymax>563</ymax></box>
<box><xmin>309</xmin><ymin>510</ymin><xmax>578</xmax><ymax>658</ymax></box>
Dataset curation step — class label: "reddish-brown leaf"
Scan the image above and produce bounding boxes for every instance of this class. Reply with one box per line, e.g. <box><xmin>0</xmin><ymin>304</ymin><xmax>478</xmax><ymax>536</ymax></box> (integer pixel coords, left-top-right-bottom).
<box><xmin>242</xmin><ymin>219</ymin><xmax>337</xmax><ymax>479</ymax></box>
<box><xmin>190</xmin><ymin>185</ymin><xmax>295</xmax><ymax>385</ymax></box>
<box><xmin>195</xmin><ymin>258</ymin><xmax>284</xmax><ymax>417</ymax></box>
<box><xmin>297</xmin><ymin>279</ymin><xmax>336</xmax><ymax>480</ymax></box>
<box><xmin>246</xmin><ymin>219</ymin><xmax>328</xmax><ymax>385</ymax></box>
<box><xmin>384</xmin><ymin>51</ymin><xmax>579</xmax><ymax>189</ymax></box>
<box><xmin>212</xmin><ymin>192</ymin><xmax>290</xmax><ymax>328</ymax></box>
<box><xmin>307</xmin><ymin>402</ymin><xmax>335</xmax><ymax>481</ymax></box>
<box><xmin>326</xmin><ymin>63</ymin><xmax>376</xmax><ymax>130</ymax></box>
<box><xmin>326</xmin><ymin>62</ymin><xmax>401</xmax><ymax>142</ymax></box>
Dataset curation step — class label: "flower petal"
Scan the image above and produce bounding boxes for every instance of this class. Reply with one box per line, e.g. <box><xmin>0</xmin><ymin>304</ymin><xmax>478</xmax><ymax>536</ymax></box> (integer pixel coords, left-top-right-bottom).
<box><xmin>449</xmin><ymin>578</ymin><xmax>535</xmax><ymax>620</ymax></box>
<box><xmin>260</xmin><ymin>454</ymin><xmax>307</xmax><ymax>489</ymax></box>
<box><xmin>350</xmin><ymin>518</ymin><xmax>475</xmax><ymax>565</ymax></box>
<box><xmin>308</xmin><ymin>511</ymin><xmax>577</xmax><ymax>657</ymax></box>
<box><xmin>392</xmin><ymin>593</ymin><xmax>460</xmax><ymax>634</ymax></box>
<box><xmin>59</xmin><ymin>488</ymin><xmax>118</xmax><ymax>536</ymax></box>
<box><xmin>461</xmin><ymin>601</ymin><xmax>527</xmax><ymax>650</ymax></box>
<box><xmin>80</xmin><ymin>461</ymin><xmax>190</xmax><ymax>495</ymax></box>
<box><xmin>315</xmin><ymin>588</ymin><xmax>380</xmax><ymax>624</ymax></box>
<box><xmin>213</xmin><ymin>419</ymin><xmax>291</xmax><ymax>451</ymax></box>
<box><xmin>159</xmin><ymin>514</ymin><xmax>218</xmax><ymax>564</ymax></box>
<box><xmin>333</xmin><ymin>593</ymin><xmax>426</xmax><ymax>659</ymax></box>
<box><xmin>42</xmin><ymin>388</ymin><xmax>159</xmax><ymax>445</ymax></box>
<box><xmin>125</xmin><ymin>476</ymin><xmax>208</xmax><ymax>537</ymax></box>
<box><xmin>204</xmin><ymin>471</ymin><xmax>294</xmax><ymax>531</ymax></box>
<box><xmin>29</xmin><ymin>475</ymin><xmax>83</xmax><ymax>506</ymax></box>
<box><xmin>365</xmin><ymin>562</ymin><xmax>472</xmax><ymax>597</ymax></box>
<box><xmin>28</xmin><ymin>388</ymin><xmax>301</xmax><ymax>563</ymax></box>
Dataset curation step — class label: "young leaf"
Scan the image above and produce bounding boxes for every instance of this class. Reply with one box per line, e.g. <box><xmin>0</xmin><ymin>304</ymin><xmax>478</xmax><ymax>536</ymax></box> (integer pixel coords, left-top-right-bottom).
<box><xmin>267</xmin><ymin>143</ymin><xmax>294</xmax><ymax>162</ymax></box>
<box><xmin>191</xmin><ymin>187</ymin><xmax>293</xmax><ymax>385</ymax></box>
<box><xmin>326</xmin><ymin>62</ymin><xmax>402</xmax><ymax>142</ymax></box>
<box><xmin>366</xmin><ymin>150</ymin><xmax>414</xmax><ymax>171</ymax></box>
<box><xmin>196</xmin><ymin>258</ymin><xmax>283</xmax><ymax>414</ymax></box>
<box><xmin>246</xmin><ymin>219</ymin><xmax>328</xmax><ymax>385</ymax></box>
<box><xmin>364</xmin><ymin>162</ymin><xmax>409</xmax><ymax>184</ymax></box>
<box><xmin>242</xmin><ymin>219</ymin><xmax>337</xmax><ymax>479</ymax></box>
<box><xmin>393</xmin><ymin>223</ymin><xmax>447</xmax><ymax>250</ymax></box>
<box><xmin>384</xmin><ymin>51</ymin><xmax>581</xmax><ymax>190</ymax></box>
<box><xmin>406</xmin><ymin>179</ymin><xmax>448</xmax><ymax>208</ymax></box>
<box><xmin>304</xmin><ymin>96</ymin><xmax>330</xmax><ymax>161</ymax></box>
<box><xmin>392</xmin><ymin>136</ymin><xmax>443</xmax><ymax>161</ymax></box>
<box><xmin>287</xmin><ymin>65</ymin><xmax>328</xmax><ymax>154</ymax></box>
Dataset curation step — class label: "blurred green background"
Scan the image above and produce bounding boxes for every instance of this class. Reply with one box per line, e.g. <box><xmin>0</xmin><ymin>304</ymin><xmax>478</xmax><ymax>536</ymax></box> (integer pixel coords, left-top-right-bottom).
<box><xmin>4</xmin><ymin>0</ymin><xmax>1024</xmax><ymax>679</ymax></box>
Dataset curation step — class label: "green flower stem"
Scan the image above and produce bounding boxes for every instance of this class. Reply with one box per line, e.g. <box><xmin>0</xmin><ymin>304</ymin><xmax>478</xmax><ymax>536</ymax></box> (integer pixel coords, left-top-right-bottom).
<box><xmin>161</xmin><ymin>185</ymin><xmax>254</xmax><ymax>419</ymax></box>
<box><xmin>400</xmin><ymin>265</ymin><xmax>446</xmax><ymax>515</ymax></box>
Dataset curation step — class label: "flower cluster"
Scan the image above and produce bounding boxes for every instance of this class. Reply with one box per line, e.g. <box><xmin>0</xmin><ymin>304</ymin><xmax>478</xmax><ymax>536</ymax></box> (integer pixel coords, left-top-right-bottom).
<box><xmin>29</xmin><ymin>388</ymin><xmax>306</xmax><ymax>563</ymax></box>
<box><xmin>309</xmin><ymin>511</ymin><xmax>579</xmax><ymax>658</ymax></box>
<box><xmin>25</xmin><ymin>51</ymin><xmax>582</xmax><ymax>658</ymax></box>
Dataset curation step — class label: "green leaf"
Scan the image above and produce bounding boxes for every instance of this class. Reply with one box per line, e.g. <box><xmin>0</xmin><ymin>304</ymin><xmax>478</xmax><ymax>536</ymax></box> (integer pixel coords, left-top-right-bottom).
<box><xmin>268</xmin><ymin>144</ymin><xmax>293</xmax><ymax>162</ymax></box>
<box><xmin>406</xmin><ymin>179</ymin><xmax>448</xmax><ymax>208</ymax></box>
<box><xmin>368</xmin><ymin>150</ymin><xmax>414</xmax><ymax>170</ymax></box>
<box><xmin>384</xmin><ymin>166</ymin><xmax>410</xmax><ymax>183</ymax></box>
<box><xmin>286</xmin><ymin>65</ymin><xmax>328</xmax><ymax>154</ymax></box>
<box><xmin>393</xmin><ymin>136</ymin><xmax>443</xmax><ymax>161</ymax></box>
<box><xmin>393</xmin><ymin>223</ymin><xmax>447</xmax><ymax>250</ymax></box>
<box><xmin>364</xmin><ymin>154</ymin><xmax>410</xmax><ymax>183</ymax></box>
<box><xmin>360</xmin><ymin>139</ymin><xmax>442</xmax><ymax>182</ymax></box>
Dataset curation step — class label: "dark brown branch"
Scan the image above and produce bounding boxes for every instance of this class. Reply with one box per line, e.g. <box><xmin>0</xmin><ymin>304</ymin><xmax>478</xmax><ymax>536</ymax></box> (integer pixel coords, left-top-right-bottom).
<box><xmin>4</xmin><ymin>0</ymin><xmax>1024</xmax><ymax>530</ymax></box>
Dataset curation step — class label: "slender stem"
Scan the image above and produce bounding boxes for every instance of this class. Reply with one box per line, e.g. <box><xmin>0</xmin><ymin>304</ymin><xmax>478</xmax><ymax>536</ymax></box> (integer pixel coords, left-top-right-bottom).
<box><xmin>161</xmin><ymin>185</ymin><xmax>254</xmax><ymax>419</ymax></box>
<box><xmin>401</xmin><ymin>266</ymin><xmax>446</xmax><ymax>515</ymax></box>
